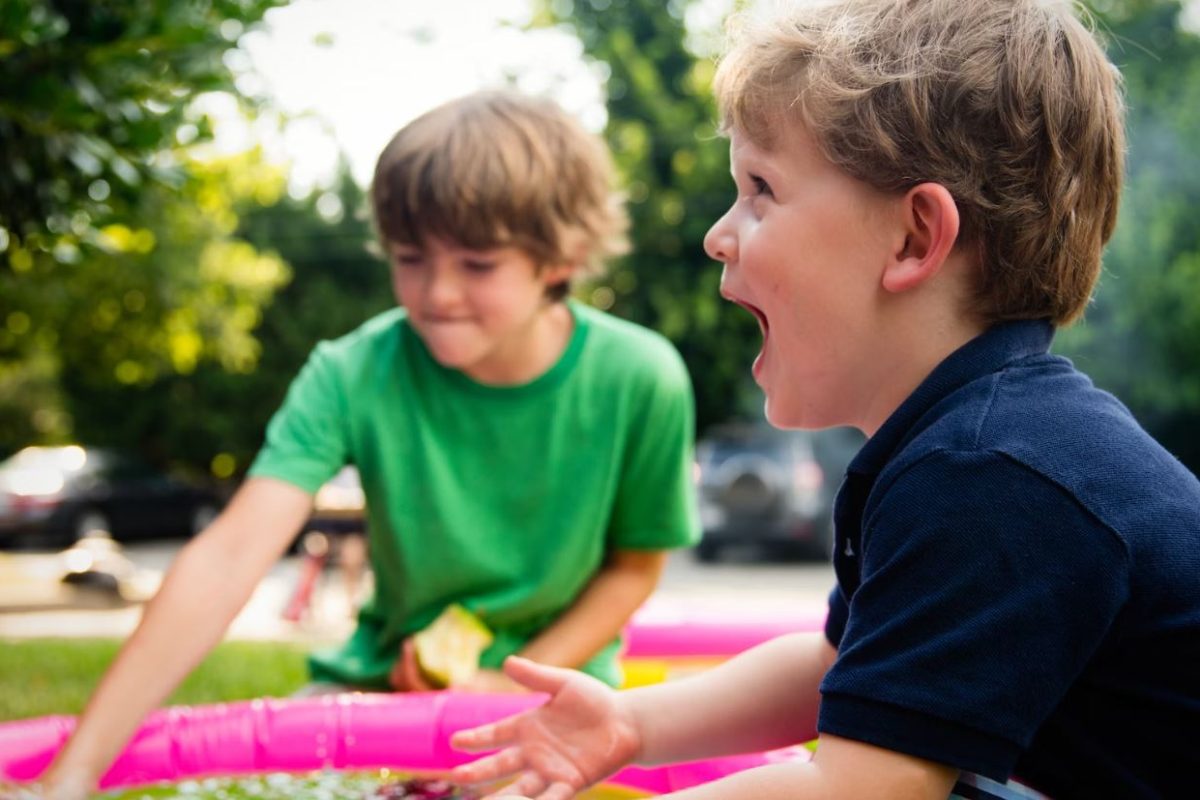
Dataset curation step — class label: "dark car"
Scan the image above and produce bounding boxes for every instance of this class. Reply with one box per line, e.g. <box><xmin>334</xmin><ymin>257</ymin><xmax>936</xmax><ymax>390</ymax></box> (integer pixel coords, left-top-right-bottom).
<box><xmin>694</xmin><ymin>423</ymin><xmax>864</xmax><ymax>562</ymax></box>
<box><xmin>0</xmin><ymin>445</ymin><xmax>222</xmax><ymax>549</ymax></box>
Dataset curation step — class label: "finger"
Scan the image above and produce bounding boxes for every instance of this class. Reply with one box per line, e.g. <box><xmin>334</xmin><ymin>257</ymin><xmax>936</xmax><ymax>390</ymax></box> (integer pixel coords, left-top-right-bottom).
<box><xmin>502</xmin><ymin>656</ymin><xmax>575</xmax><ymax>695</ymax></box>
<box><xmin>537</xmin><ymin>783</ymin><xmax>578</xmax><ymax>800</ymax></box>
<box><xmin>388</xmin><ymin>645</ymin><xmax>407</xmax><ymax>691</ymax></box>
<box><xmin>451</xmin><ymin>746</ymin><xmax>525</xmax><ymax>783</ymax></box>
<box><xmin>451</xmin><ymin>713</ymin><xmax>525</xmax><ymax>751</ymax></box>
<box><xmin>402</xmin><ymin>640</ymin><xmax>435</xmax><ymax>692</ymax></box>
<box><xmin>505</xmin><ymin>771</ymin><xmax>547</xmax><ymax>798</ymax></box>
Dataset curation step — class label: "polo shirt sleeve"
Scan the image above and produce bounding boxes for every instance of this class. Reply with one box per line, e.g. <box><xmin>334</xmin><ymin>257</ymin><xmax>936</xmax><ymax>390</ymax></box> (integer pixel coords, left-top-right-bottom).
<box><xmin>248</xmin><ymin>341</ymin><xmax>351</xmax><ymax>494</ymax></box>
<box><xmin>606</xmin><ymin>343</ymin><xmax>700</xmax><ymax>551</ymax></box>
<box><xmin>818</xmin><ymin>449</ymin><xmax>1130</xmax><ymax>781</ymax></box>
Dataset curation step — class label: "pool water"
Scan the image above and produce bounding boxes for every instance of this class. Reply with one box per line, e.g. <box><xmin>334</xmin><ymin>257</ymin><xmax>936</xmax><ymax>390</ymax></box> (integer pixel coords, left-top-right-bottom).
<box><xmin>97</xmin><ymin>770</ymin><xmax>650</xmax><ymax>800</ymax></box>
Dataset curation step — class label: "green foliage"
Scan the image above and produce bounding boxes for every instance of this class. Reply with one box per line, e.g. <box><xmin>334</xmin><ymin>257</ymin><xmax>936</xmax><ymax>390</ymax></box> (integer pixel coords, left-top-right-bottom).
<box><xmin>1056</xmin><ymin>0</ymin><xmax>1200</xmax><ymax>470</ymax></box>
<box><xmin>0</xmin><ymin>0</ymin><xmax>306</xmax><ymax>475</ymax></box>
<box><xmin>0</xmin><ymin>150</ymin><xmax>291</xmax><ymax>471</ymax></box>
<box><xmin>29</xmin><ymin>163</ymin><xmax>391</xmax><ymax>480</ymax></box>
<box><xmin>215</xmin><ymin>164</ymin><xmax>394</xmax><ymax>477</ymax></box>
<box><xmin>538</xmin><ymin>0</ymin><xmax>761</xmax><ymax>433</ymax></box>
<box><xmin>0</xmin><ymin>0</ymin><xmax>284</xmax><ymax>247</ymax></box>
<box><xmin>0</xmin><ymin>638</ymin><xmax>309</xmax><ymax>721</ymax></box>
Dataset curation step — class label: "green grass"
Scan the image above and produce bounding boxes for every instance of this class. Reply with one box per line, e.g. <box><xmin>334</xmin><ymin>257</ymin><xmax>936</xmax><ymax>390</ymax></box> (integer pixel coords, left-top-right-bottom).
<box><xmin>0</xmin><ymin>638</ymin><xmax>311</xmax><ymax>722</ymax></box>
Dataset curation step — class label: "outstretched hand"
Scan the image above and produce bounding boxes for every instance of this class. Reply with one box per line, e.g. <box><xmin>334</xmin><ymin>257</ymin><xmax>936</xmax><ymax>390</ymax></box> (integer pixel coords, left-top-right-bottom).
<box><xmin>450</xmin><ymin>657</ymin><xmax>641</xmax><ymax>800</ymax></box>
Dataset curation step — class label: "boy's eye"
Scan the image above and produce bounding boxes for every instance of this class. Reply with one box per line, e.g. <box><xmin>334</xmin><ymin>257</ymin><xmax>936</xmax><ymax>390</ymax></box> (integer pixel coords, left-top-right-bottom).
<box><xmin>392</xmin><ymin>252</ymin><xmax>424</xmax><ymax>267</ymax></box>
<box><xmin>750</xmin><ymin>174</ymin><xmax>773</xmax><ymax>198</ymax></box>
<box><xmin>463</xmin><ymin>259</ymin><xmax>497</xmax><ymax>274</ymax></box>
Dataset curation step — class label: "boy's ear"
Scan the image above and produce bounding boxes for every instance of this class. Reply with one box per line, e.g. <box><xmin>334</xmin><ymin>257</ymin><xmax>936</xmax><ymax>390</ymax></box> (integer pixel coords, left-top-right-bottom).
<box><xmin>882</xmin><ymin>183</ymin><xmax>960</xmax><ymax>294</ymax></box>
<box><xmin>540</xmin><ymin>262</ymin><xmax>576</xmax><ymax>287</ymax></box>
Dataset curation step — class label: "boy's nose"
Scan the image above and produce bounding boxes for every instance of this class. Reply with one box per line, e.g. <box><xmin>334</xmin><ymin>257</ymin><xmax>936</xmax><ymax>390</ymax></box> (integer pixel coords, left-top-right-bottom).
<box><xmin>423</xmin><ymin>264</ymin><xmax>462</xmax><ymax>309</ymax></box>
<box><xmin>703</xmin><ymin>213</ymin><xmax>737</xmax><ymax>264</ymax></box>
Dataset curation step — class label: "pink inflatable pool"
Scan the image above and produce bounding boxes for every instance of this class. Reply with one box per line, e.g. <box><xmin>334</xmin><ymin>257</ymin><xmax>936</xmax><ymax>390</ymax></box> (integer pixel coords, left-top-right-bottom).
<box><xmin>624</xmin><ymin>602</ymin><xmax>826</xmax><ymax>658</ymax></box>
<box><xmin>0</xmin><ymin>693</ymin><xmax>809</xmax><ymax>793</ymax></box>
<box><xmin>618</xmin><ymin>601</ymin><xmax>827</xmax><ymax>687</ymax></box>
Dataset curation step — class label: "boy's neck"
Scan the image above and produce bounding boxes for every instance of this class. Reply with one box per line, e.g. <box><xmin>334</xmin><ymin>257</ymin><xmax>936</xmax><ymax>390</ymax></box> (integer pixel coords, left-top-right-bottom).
<box><xmin>858</xmin><ymin>311</ymin><xmax>987</xmax><ymax>437</ymax></box>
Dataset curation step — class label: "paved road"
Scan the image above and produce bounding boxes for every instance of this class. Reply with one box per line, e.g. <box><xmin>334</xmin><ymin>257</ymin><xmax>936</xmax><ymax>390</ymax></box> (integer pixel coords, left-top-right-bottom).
<box><xmin>0</xmin><ymin>540</ymin><xmax>836</xmax><ymax>643</ymax></box>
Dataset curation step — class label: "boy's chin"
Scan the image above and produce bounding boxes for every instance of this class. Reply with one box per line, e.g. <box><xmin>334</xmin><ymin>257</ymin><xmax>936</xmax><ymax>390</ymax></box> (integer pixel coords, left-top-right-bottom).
<box><xmin>763</xmin><ymin>397</ymin><xmax>821</xmax><ymax>431</ymax></box>
<box><xmin>422</xmin><ymin>341</ymin><xmax>479</xmax><ymax>370</ymax></box>
<box><xmin>762</xmin><ymin>398</ymin><xmax>795</xmax><ymax>430</ymax></box>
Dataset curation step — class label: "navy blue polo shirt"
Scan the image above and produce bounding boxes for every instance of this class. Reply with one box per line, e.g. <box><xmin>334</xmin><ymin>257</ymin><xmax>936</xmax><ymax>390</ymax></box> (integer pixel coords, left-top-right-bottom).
<box><xmin>819</xmin><ymin>321</ymin><xmax>1200</xmax><ymax>799</ymax></box>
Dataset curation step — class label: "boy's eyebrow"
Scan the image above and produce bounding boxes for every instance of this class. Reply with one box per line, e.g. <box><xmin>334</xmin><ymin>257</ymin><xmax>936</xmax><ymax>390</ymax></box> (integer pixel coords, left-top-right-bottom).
<box><xmin>731</xmin><ymin>150</ymin><xmax>778</xmax><ymax>182</ymax></box>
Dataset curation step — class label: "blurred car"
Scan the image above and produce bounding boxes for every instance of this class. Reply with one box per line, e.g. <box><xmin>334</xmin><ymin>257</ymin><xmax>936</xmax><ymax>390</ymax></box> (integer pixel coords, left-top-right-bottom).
<box><xmin>694</xmin><ymin>423</ymin><xmax>865</xmax><ymax>562</ymax></box>
<box><xmin>0</xmin><ymin>445</ymin><xmax>222</xmax><ymax>549</ymax></box>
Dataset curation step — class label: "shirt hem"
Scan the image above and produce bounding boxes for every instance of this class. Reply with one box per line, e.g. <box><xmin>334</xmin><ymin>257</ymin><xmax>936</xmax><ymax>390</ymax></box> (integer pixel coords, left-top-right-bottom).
<box><xmin>819</xmin><ymin>692</ymin><xmax>1020</xmax><ymax>782</ymax></box>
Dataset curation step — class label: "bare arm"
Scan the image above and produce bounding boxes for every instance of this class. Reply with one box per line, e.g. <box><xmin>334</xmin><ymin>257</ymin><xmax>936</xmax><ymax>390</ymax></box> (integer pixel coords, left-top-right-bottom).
<box><xmin>518</xmin><ymin>549</ymin><xmax>666</xmax><ymax>669</ymax></box>
<box><xmin>622</xmin><ymin>737</ymin><xmax>957</xmax><ymax>800</ymax></box>
<box><xmin>455</xmin><ymin>635</ymin><xmax>957</xmax><ymax>800</ymax></box>
<box><xmin>453</xmin><ymin>633</ymin><xmax>834</xmax><ymax>792</ymax></box>
<box><xmin>40</xmin><ymin>477</ymin><xmax>312</xmax><ymax>795</ymax></box>
<box><xmin>629</xmin><ymin>630</ymin><xmax>835</xmax><ymax>764</ymax></box>
<box><xmin>614</xmin><ymin>633</ymin><xmax>956</xmax><ymax>798</ymax></box>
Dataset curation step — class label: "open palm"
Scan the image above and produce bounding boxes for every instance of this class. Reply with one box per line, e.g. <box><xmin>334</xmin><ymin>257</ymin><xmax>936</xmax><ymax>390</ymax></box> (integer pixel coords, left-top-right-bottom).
<box><xmin>451</xmin><ymin>657</ymin><xmax>641</xmax><ymax>800</ymax></box>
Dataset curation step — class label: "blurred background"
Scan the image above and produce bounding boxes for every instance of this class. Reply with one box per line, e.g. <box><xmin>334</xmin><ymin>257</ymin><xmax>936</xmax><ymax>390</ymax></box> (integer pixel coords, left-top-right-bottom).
<box><xmin>0</xmin><ymin>0</ymin><xmax>1198</xmax><ymax>727</ymax></box>
<box><xmin>1</xmin><ymin>0</ymin><xmax>1198</xmax><ymax>554</ymax></box>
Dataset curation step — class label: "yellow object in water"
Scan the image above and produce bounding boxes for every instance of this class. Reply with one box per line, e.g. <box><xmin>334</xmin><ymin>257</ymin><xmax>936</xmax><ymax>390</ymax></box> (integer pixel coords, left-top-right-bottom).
<box><xmin>413</xmin><ymin>604</ymin><xmax>494</xmax><ymax>688</ymax></box>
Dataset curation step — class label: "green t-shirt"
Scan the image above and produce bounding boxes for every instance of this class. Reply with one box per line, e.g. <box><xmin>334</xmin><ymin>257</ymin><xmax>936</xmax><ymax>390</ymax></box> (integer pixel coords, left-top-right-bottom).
<box><xmin>249</xmin><ymin>301</ymin><xmax>699</xmax><ymax>688</ymax></box>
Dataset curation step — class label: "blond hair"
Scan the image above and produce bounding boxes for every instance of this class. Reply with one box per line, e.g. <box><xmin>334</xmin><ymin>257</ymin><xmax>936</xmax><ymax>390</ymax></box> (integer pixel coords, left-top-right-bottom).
<box><xmin>371</xmin><ymin>90</ymin><xmax>628</xmax><ymax>300</ymax></box>
<box><xmin>714</xmin><ymin>0</ymin><xmax>1125</xmax><ymax>325</ymax></box>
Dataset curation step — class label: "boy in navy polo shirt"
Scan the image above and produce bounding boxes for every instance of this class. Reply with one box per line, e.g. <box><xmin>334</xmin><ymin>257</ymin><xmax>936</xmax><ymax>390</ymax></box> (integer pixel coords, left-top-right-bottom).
<box><xmin>450</xmin><ymin>1</ymin><xmax>1200</xmax><ymax>799</ymax></box>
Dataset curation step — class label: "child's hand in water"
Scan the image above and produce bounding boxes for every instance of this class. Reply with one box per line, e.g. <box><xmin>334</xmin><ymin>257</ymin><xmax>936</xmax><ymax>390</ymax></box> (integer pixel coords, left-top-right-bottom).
<box><xmin>0</xmin><ymin>780</ymin><xmax>36</xmax><ymax>800</ymax></box>
<box><xmin>450</xmin><ymin>657</ymin><xmax>640</xmax><ymax>800</ymax></box>
<box><xmin>375</xmin><ymin>777</ymin><xmax>479</xmax><ymax>799</ymax></box>
<box><xmin>0</xmin><ymin>775</ymin><xmax>90</xmax><ymax>800</ymax></box>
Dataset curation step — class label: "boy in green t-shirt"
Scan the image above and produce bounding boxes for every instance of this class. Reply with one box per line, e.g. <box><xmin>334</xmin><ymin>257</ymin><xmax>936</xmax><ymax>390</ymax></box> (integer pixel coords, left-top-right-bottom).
<box><xmin>36</xmin><ymin>90</ymin><xmax>699</xmax><ymax>799</ymax></box>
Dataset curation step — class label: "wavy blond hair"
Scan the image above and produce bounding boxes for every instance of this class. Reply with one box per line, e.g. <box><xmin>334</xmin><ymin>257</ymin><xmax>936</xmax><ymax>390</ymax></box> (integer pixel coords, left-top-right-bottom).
<box><xmin>371</xmin><ymin>90</ymin><xmax>628</xmax><ymax>300</ymax></box>
<box><xmin>715</xmin><ymin>0</ymin><xmax>1125</xmax><ymax>325</ymax></box>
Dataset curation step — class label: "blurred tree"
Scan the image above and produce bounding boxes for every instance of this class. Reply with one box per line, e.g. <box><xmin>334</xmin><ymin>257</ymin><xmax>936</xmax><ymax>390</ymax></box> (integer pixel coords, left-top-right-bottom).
<box><xmin>0</xmin><ymin>0</ymin><xmax>283</xmax><ymax>249</ymax></box>
<box><xmin>0</xmin><ymin>146</ymin><xmax>293</xmax><ymax>469</ymax></box>
<box><xmin>49</xmin><ymin>162</ymin><xmax>392</xmax><ymax>480</ymax></box>
<box><xmin>535</xmin><ymin>0</ymin><xmax>761</xmax><ymax>433</ymax></box>
<box><xmin>1058</xmin><ymin>0</ymin><xmax>1200</xmax><ymax>471</ymax></box>
<box><xmin>53</xmin><ymin>150</ymin><xmax>290</xmax><ymax>473</ymax></box>
<box><xmin>0</xmin><ymin>0</ymin><xmax>288</xmax><ymax>468</ymax></box>
<box><xmin>219</xmin><ymin>162</ymin><xmax>393</xmax><ymax>477</ymax></box>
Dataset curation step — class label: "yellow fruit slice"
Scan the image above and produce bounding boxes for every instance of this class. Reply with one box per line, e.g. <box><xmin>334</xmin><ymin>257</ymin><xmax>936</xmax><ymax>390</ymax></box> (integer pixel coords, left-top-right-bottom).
<box><xmin>413</xmin><ymin>604</ymin><xmax>494</xmax><ymax>688</ymax></box>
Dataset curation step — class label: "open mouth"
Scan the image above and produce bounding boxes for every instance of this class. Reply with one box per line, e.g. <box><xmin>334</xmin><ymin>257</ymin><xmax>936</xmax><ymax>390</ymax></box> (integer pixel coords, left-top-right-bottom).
<box><xmin>723</xmin><ymin>292</ymin><xmax>769</xmax><ymax>341</ymax></box>
<box><xmin>742</xmin><ymin>301</ymin><xmax>768</xmax><ymax>339</ymax></box>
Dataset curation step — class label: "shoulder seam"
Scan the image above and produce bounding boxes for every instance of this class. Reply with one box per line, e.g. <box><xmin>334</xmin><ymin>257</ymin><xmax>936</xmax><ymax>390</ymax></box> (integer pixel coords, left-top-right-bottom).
<box><xmin>864</xmin><ymin>447</ymin><xmax>1133</xmax><ymax>566</ymax></box>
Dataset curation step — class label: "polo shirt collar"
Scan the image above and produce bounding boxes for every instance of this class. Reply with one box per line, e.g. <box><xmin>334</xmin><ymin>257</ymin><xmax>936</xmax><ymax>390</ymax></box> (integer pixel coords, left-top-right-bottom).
<box><xmin>848</xmin><ymin>320</ymin><xmax>1056</xmax><ymax>478</ymax></box>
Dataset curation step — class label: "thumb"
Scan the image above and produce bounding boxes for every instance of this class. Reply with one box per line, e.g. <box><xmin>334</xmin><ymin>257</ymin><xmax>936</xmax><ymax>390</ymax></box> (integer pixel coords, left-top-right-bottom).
<box><xmin>502</xmin><ymin>655</ymin><xmax>574</xmax><ymax>695</ymax></box>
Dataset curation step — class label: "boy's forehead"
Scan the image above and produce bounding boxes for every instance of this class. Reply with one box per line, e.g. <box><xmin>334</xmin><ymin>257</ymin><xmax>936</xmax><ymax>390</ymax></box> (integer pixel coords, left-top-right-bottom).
<box><xmin>728</xmin><ymin>129</ymin><xmax>772</xmax><ymax>168</ymax></box>
<box><xmin>730</xmin><ymin>123</ymin><xmax>818</xmax><ymax>170</ymax></box>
